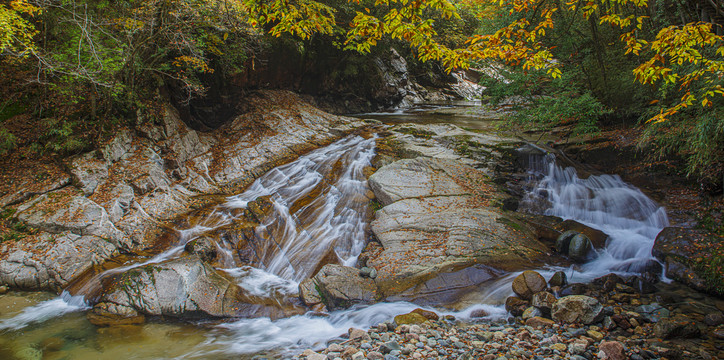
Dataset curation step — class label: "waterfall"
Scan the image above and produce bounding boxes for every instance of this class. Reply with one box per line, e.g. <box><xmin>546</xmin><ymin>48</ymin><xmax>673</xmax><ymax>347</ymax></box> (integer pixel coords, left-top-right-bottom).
<box><xmin>525</xmin><ymin>153</ymin><xmax>669</xmax><ymax>275</ymax></box>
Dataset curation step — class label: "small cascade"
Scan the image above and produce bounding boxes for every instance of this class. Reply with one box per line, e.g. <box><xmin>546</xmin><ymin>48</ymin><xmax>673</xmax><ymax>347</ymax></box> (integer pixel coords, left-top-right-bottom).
<box><xmin>523</xmin><ymin>153</ymin><xmax>669</xmax><ymax>275</ymax></box>
<box><xmin>221</xmin><ymin>135</ymin><xmax>376</xmax><ymax>282</ymax></box>
<box><xmin>0</xmin><ymin>291</ymin><xmax>89</xmax><ymax>331</ymax></box>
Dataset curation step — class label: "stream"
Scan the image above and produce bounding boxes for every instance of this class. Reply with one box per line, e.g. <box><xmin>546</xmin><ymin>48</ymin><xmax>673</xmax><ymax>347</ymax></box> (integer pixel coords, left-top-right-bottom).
<box><xmin>0</xmin><ymin>105</ymin><xmax>678</xmax><ymax>359</ymax></box>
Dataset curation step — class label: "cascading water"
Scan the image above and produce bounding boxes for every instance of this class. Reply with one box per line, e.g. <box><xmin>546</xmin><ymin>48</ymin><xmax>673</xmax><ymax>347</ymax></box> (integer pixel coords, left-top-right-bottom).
<box><xmin>0</xmin><ymin>130</ymin><xmax>677</xmax><ymax>358</ymax></box>
<box><xmin>0</xmin><ymin>135</ymin><xmax>376</xmax><ymax>333</ymax></box>
<box><xmin>524</xmin><ymin>152</ymin><xmax>669</xmax><ymax>276</ymax></box>
<box><xmin>456</xmin><ymin>149</ymin><xmax>672</xmax><ymax>307</ymax></box>
<box><xmin>222</xmin><ymin>135</ymin><xmax>376</xmax><ymax>282</ymax></box>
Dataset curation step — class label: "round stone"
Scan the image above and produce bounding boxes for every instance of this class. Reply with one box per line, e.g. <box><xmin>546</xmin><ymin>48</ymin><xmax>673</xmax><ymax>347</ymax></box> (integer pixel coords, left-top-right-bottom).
<box><xmin>512</xmin><ymin>271</ymin><xmax>547</xmax><ymax>300</ymax></box>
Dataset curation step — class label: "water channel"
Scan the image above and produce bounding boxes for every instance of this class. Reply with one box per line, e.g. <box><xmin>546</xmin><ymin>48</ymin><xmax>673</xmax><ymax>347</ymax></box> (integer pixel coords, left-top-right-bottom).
<box><xmin>0</xmin><ymin>104</ymin><xmax>690</xmax><ymax>359</ymax></box>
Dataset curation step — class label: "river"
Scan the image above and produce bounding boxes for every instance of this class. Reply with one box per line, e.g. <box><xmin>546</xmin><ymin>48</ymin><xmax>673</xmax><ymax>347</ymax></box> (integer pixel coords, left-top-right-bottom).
<box><xmin>0</xmin><ymin>104</ymin><xmax>677</xmax><ymax>359</ymax></box>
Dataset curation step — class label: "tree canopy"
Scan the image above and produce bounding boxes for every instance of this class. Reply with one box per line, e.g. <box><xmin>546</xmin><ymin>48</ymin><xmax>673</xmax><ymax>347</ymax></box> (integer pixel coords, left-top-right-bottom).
<box><xmin>0</xmin><ymin>0</ymin><xmax>722</xmax><ymax>183</ymax></box>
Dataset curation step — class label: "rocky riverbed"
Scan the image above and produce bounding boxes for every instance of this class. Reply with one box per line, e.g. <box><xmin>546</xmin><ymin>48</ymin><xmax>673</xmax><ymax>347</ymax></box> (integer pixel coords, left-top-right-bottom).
<box><xmin>0</xmin><ymin>97</ymin><xmax>721</xmax><ymax>360</ymax></box>
<box><xmin>297</xmin><ymin>270</ymin><xmax>724</xmax><ymax>360</ymax></box>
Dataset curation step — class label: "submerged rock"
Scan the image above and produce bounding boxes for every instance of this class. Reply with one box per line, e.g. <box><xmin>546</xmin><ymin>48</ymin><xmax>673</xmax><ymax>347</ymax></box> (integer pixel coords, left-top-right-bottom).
<box><xmin>636</xmin><ymin>303</ymin><xmax>670</xmax><ymax>323</ymax></box>
<box><xmin>654</xmin><ymin>315</ymin><xmax>701</xmax><ymax>339</ymax></box>
<box><xmin>87</xmin><ymin>302</ymin><xmax>145</xmax><ymax>326</ymax></box>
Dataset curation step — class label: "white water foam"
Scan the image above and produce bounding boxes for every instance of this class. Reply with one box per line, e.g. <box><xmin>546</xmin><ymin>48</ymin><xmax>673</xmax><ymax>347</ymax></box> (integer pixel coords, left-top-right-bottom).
<box><xmin>223</xmin><ymin>266</ymin><xmax>299</xmax><ymax>298</ymax></box>
<box><xmin>197</xmin><ymin>301</ymin><xmax>505</xmax><ymax>356</ymax></box>
<box><xmin>0</xmin><ymin>291</ymin><xmax>89</xmax><ymax>331</ymax></box>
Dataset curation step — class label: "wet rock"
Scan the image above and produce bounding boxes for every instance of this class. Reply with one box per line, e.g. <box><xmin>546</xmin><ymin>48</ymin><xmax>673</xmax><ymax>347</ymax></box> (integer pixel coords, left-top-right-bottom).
<box><xmin>704</xmin><ymin>312</ymin><xmax>724</xmax><ymax>326</ymax></box>
<box><xmin>505</xmin><ymin>296</ymin><xmax>529</xmax><ymax>317</ymax></box>
<box><xmin>367</xmin><ymin>157</ymin><xmax>547</xmax><ymax>297</ymax></box>
<box><xmin>298</xmin><ymin>279</ymin><xmax>323</xmax><ymax>306</ymax></box>
<box><xmin>549</xmin><ymin>271</ymin><xmax>568</xmax><ymax>287</ymax></box>
<box><xmin>556</xmin><ymin>230</ymin><xmax>578</xmax><ymax>254</ymax></box>
<box><xmin>611</xmin><ymin>314</ymin><xmax>632</xmax><ymax>330</ymax></box>
<box><xmin>652</xmin><ymin>227</ymin><xmax>720</xmax><ymax>295</ymax></box>
<box><xmin>87</xmin><ymin>302</ymin><xmax>145</xmax><ymax>326</ymax></box>
<box><xmin>602</xmin><ymin>316</ymin><xmax>616</xmax><ymax>330</ymax></box>
<box><xmin>368</xmin><ymin>158</ymin><xmax>469</xmax><ymax>206</ymax></box>
<box><xmin>311</xmin><ymin>264</ymin><xmax>377</xmax><ymax>309</ymax></box>
<box><xmin>568</xmin><ymin>339</ymin><xmax>588</xmax><ymax>355</ymax></box>
<box><xmin>631</xmin><ymin>276</ymin><xmax>657</xmax><ymax>294</ymax></box>
<box><xmin>512</xmin><ymin>271</ymin><xmax>547</xmax><ymax>300</ymax></box>
<box><xmin>359</xmin><ymin>267</ymin><xmax>375</xmax><ymax>278</ymax></box>
<box><xmin>598</xmin><ymin>341</ymin><xmax>626</xmax><ymax>360</ymax></box>
<box><xmin>641</xmin><ymin>259</ymin><xmax>664</xmax><ymax>275</ymax></box>
<box><xmin>348</xmin><ymin>328</ymin><xmax>371</xmax><ymax>342</ymax></box>
<box><xmin>568</xmin><ymin>234</ymin><xmax>594</xmax><ymax>262</ymax></box>
<box><xmin>301</xmin><ymin>349</ymin><xmax>327</xmax><ymax>360</ymax></box>
<box><xmin>99</xmin><ymin>255</ymin><xmax>285</xmax><ymax>318</ymax></box>
<box><xmin>712</xmin><ymin>325</ymin><xmax>724</xmax><ymax>340</ymax></box>
<box><xmin>551</xmin><ymin>295</ymin><xmax>604</xmax><ymax>325</ymax></box>
<box><xmin>379</xmin><ymin>341</ymin><xmax>401</xmax><ymax>354</ymax></box>
<box><xmin>593</xmin><ymin>274</ymin><xmax>624</xmax><ymax>292</ymax></box>
<box><xmin>183</xmin><ymin>236</ymin><xmax>217</xmax><ymax>263</ymax></box>
<box><xmin>531</xmin><ymin>291</ymin><xmax>557</xmax><ymax>313</ymax></box>
<box><xmin>394</xmin><ymin>312</ymin><xmax>429</xmax><ymax>325</ymax></box>
<box><xmin>0</xmin><ymin>90</ymin><xmax>369</xmax><ymax>291</ymax></box>
<box><xmin>654</xmin><ymin>315</ymin><xmax>701</xmax><ymax>339</ymax></box>
<box><xmin>522</xmin><ymin>306</ymin><xmax>542</xmax><ymax>320</ymax></box>
<box><xmin>558</xmin><ymin>219</ymin><xmax>609</xmax><ymax>249</ymax></box>
<box><xmin>411</xmin><ymin>308</ymin><xmax>439</xmax><ymax>321</ymax></box>
<box><xmin>247</xmin><ymin>196</ymin><xmax>275</xmax><ymax>222</ymax></box>
<box><xmin>663</xmin><ymin>258</ymin><xmax>708</xmax><ymax>292</ymax></box>
<box><xmin>469</xmin><ymin>309</ymin><xmax>489</xmax><ymax>318</ymax></box>
<box><xmin>560</xmin><ymin>283</ymin><xmax>588</xmax><ymax>296</ymax></box>
<box><xmin>635</xmin><ymin>303</ymin><xmax>669</xmax><ymax>323</ymax></box>
<box><xmin>526</xmin><ymin>316</ymin><xmax>555</xmax><ymax>328</ymax></box>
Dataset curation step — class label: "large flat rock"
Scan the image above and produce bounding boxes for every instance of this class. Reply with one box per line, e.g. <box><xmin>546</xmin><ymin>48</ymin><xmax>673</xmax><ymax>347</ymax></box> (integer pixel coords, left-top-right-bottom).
<box><xmin>369</xmin><ymin>158</ymin><xmax>470</xmax><ymax>205</ymax></box>
<box><xmin>366</xmin><ymin>151</ymin><xmax>548</xmax><ymax>298</ymax></box>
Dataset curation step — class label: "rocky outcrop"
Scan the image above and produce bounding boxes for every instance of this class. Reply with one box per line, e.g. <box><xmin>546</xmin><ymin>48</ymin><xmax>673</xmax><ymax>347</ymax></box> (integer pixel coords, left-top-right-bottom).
<box><xmin>652</xmin><ymin>227</ymin><xmax>722</xmax><ymax>295</ymax></box>
<box><xmin>97</xmin><ymin>255</ymin><xmax>298</xmax><ymax>318</ymax></box>
<box><xmin>371</xmin><ymin>48</ymin><xmax>483</xmax><ymax>109</ymax></box>
<box><xmin>0</xmin><ymin>90</ymin><xmax>369</xmax><ymax>291</ymax></box>
<box><xmin>299</xmin><ymin>264</ymin><xmax>377</xmax><ymax>309</ymax></box>
<box><xmin>363</xmin><ymin>123</ymin><xmax>548</xmax><ymax>299</ymax></box>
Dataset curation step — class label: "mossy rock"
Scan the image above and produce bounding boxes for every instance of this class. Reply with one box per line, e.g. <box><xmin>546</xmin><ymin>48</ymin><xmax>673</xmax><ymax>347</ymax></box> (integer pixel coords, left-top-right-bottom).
<box><xmin>394</xmin><ymin>312</ymin><xmax>429</xmax><ymax>325</ymax></box>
